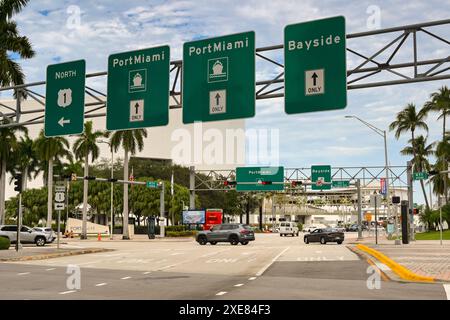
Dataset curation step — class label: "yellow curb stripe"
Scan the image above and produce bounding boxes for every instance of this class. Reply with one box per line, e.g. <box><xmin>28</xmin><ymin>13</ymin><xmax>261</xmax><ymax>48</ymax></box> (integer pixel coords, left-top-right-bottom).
<box><xmin>356</xmin><ymin>244</ymin><xmax>435</xmax><ymax>283</ymax></box>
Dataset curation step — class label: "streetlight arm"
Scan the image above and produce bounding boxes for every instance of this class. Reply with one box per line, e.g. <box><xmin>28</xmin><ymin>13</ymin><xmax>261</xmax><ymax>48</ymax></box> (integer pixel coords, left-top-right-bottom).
<box><xmin>349</xmin><ymin>116</ymin><xmax>385</xmax><ymax>137</ymax></box>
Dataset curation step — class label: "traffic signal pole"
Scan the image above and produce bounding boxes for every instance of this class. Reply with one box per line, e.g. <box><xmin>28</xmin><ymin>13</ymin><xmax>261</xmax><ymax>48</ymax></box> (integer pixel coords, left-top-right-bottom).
<box><xmin>15</xmin><ymin>193</ymin><xmax>22</xmax><ymax>252</ymax></box>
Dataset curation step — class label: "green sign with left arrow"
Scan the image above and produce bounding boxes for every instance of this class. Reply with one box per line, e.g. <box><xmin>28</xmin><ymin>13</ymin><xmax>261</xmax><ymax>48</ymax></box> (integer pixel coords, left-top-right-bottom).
<box><xmin>45</xmin><ymin>60</ymin><xmax>86</xmax><ymax>137</ymax></box>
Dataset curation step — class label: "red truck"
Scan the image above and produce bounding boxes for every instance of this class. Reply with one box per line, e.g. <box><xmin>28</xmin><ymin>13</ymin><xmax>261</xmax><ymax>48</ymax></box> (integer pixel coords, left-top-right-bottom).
<box><xmin>203</xmin><ymin>209</ymin><xmax>223</xmax><ymax>231</ymax></box>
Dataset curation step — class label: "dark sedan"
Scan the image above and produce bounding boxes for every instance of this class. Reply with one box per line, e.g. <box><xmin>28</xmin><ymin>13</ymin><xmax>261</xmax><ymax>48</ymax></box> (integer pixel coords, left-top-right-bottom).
<box><xmin>304</xmin><ymin>228</ymin><xmax>344</xmax><ymax>245</ymax></box>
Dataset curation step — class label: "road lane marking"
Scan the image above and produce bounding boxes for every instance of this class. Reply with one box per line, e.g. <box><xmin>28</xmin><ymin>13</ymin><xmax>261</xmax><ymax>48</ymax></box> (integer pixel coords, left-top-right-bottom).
<box><xmin>121</xmin><ymin>276</ymin><xmax>131</xmax><ymax>280</ymax></box>
<box><xmin>255</xmin><ymin>246</ymin><xmax>290</xmax><ymax>276</ymax></box>
<box><xmin>216</xmin><ymin>291</ymin><xmax>227</xmax><ymax>296</ymax></box>
<box><xmin>59</xmin><ymin>290</ymin><xmax>76</xmax><ymax>295</ymax></box>
<box><xmin>45</xmin><ymin>268</ymin><xmax>56</xmax><ymax>271</ymax></box>
<box><xmin>143</xmin><ymin>272</ymin><xmax>151</xmax><ymax>275</ymax></box>
<box><xmin>248</xmin><ymin>277</ymin><xmax>257</xmax><ymax>281</ymax></box>
<box><xmin>95</xmin><ymin>283</ymin><xmax>107</xmax><ymax>287</ymax></box>
<box><xmin>17</xmin><ymin>272</ymin><xmax>30</xmax><ymax>276</ymax></box>
<box><xmin>444</xmin><ymin>284</ymin><xmax>450</xmax><ymax>300</ymax></box>
<box><xmin>234</xmin><ymin>284</ymin><xmax>244</xmax><ymax>287</ymax></box>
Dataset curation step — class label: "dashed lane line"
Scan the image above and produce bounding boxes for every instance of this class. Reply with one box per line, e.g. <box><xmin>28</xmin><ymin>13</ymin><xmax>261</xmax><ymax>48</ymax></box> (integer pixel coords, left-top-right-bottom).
<box><xmin>248</xmin><ymin>277</ymin><xmax>257</xmax><ymax>281</ymax></box>
<box><xmin>17</xmin><ymin>272</ymin><xmax>30</xmax><ymax>276</ymax></box>
<box><xmin>255</xmin><ymin>246</ymin><xmax>290</xmax><ymax>277</ymax></box>
<box><xmin>95</xmin><ymin>283</ymin><xmax>108</xmax><ymax>287</ymax></box>
<box><xmin>143</xmin><ymin>272</ymin><xmax>151</xmax><ymax>275</ymax></box>
<box><xmin>234</xmin><ymin>284</ymin><xmax>244</xmax><ymax>287</ymax></box>
<box><xmin>216</xmin><ymin>291</ymin><xmax>227</xmax><ymax>296</ymax></box>
<box><xmin>45</xmin><ymin>268</ymin><xmax>56</xmax><ymax>271</ymax></box>
<box><xmin>59</xmin><ymin>290</ymin><xmax>76</xmax><ymax>295</ymax></box>
<box><xmin>121</xmin><ymin>276</ymin><xmax>132</xmax><ymax>280</ymax></box>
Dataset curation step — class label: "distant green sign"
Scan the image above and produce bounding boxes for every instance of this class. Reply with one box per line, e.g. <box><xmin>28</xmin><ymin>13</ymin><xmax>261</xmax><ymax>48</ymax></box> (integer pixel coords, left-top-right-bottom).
<box><xmin>413</xmin><ymin>172</ymin><xmax>428</xmax><ymax>180</ymax></box>
<box><xmin>45</xmin><ymin>60</ymin><xmax>86</xmax><ymax>137</ymax></box>
<box><xmin>284</xmin><ymin>16</ymin><xmax>347</xmax><ymax>114</ymax></box>
<box><xmin>146</xmin><ymin>181</ymin><xmax>159</xmax><ymax>188</ymax></box>
<box><xmin>236</xmin><ymin>166</ymin><xmax>284</xmax><ymax>192</ymax></box>
<box><xmin>311</xmin><ymin>165</ymin><xmax>332</xmax><ymax>190</ymax></box>
<box><xmin>332</xmin><ymin>180</ymin><xmax>350</xmax><ymax>188</ymax></box>
<box><xmin>182</xmin><ymin>31</ymin><xmax>255</xmax><ymax>123</ymax></box>
<box><xmin>107</xmin><ymin>46</ymin><xmax>170</xmax><ymax>131</ymax></box>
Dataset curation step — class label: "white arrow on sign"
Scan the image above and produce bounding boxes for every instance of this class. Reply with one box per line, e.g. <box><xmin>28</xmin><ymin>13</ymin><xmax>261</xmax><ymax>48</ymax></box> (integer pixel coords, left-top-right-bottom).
<box><xmin>58</xmin><ymin>117</ymin><xmax>71</xmax><ymax>127</ymax></box>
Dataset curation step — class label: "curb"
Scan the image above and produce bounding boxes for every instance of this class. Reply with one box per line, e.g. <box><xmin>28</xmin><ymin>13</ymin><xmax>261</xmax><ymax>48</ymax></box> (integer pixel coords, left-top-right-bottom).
<box><xmin>0</xmin><ymin>248</ymin><xmax>113</xmax><ymax>262</ymax></box>
<box><xmin>356</xmin><ymin>244</ymin><xmax>435</xmax><ymax>283</ymax></box>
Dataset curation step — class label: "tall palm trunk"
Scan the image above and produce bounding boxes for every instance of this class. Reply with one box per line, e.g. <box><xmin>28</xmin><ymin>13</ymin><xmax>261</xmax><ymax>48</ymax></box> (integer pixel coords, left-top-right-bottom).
<box><xmin>122</xmin><ymin>148</ymin><xmax>129</xmax><ymax>239</ymax></box>
<box><xmin>443</xmin><ymin>115</ymin><xmax>448</xmax><ymax>204</ymax></box>
<box><xmin>0</xmin><ymin>158</ymin><xmax>6</xmax><ymax>224</ymax></box>
<box><xmin>81</xmin><ymin>151</ymin><xmax>89</xmax><ymax>239</ymax></box>
<box><xmin>411</xmin><ymin>131</ymin><xmax>430</xmax><ymax>210</ymax></box>
<box><xmin>22</xmin><ymin>166</ymin><xmax>28</xmax><ymax>191</ymax></box>
<box><xmin>46</xmin><ymin>158</ymin><xmax>53</xmax><ymax>227</ymax></box>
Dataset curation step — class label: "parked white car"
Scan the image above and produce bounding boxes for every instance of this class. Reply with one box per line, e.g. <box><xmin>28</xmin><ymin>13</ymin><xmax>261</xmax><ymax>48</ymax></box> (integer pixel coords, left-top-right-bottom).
<box><xmin>279</xmin><ymin>222</ymin><xmax>299</xmax><ymax>237</ymax></box>
<box><xmin>32</xmin><ymin>227</ymin><xmax>56</xmax><ymax>243</ymax></box>
<box><xmin>0</xmin><ymin>225</ymin><xmax>48</xmax><ymax>246</ymax></box>
<box><xmin>303</xmin><ymin>224</ymin><xmax>327</xmax><ymax>233</ymax></box>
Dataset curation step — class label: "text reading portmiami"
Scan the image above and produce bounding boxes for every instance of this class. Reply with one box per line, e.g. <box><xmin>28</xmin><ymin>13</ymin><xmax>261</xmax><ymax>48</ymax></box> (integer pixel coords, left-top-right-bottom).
<box><xmin>188</xmin><ymin>36</ymin><xmax>250</xmax><ymax>56</ymax></box>
<box><xmin>111</xmin><ymin>49</ymin><xmax>167</xmax><ymax>68</ymax></box>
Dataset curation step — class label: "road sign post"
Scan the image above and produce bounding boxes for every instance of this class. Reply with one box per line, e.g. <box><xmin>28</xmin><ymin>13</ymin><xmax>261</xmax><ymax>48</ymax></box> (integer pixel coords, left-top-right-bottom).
<box><xmin>107</xmin><ymin>46</ymin><xmax>170</xmax><ymax>130</ymax></box>
<box><xmin>54</xmin><ymin>185</ymin><xmax>65</xmax><ymax>249</ymax></box>
<box><xmin>311</xmin><ymin>165</ymin><xmax>332</xmax><ymax>190</ymax></box>
<box><xmin>183</xmin><ymin>31</ymin><xmax>255</xmax><ymax>123</ymax></box>
<box><xmin>45</xmin><ymin>60</ymin><xmax>86</xmax><ymax>137</ymax></box>
<box><xmin>284</xmin><ymin>16</ymin><xmax>347</xmax><ymax>114</ymax></box>
<box><xmin>236</xmin><ymin>166</ymin><xmax>284</xmax><ymax>192</ymax></box>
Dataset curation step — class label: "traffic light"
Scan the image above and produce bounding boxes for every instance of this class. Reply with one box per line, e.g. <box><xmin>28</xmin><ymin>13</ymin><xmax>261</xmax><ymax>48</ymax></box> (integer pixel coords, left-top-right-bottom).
<box><xmin>13</xmin><ymin>174</ymin><xmax>22</xmax><ymax>193</ymax></box>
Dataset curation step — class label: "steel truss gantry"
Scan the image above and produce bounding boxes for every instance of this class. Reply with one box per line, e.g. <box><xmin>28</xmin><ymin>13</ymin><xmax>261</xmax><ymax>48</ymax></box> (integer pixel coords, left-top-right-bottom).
<box><xmin>0</xmin><ymin>19</ymin><xmax>449</xmax><ymax>128</ymax></box>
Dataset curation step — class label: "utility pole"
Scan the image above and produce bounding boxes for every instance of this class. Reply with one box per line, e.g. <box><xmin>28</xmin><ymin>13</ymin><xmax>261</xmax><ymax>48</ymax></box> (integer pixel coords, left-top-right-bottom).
<box><xmin>356</xmin><ymin>179</ymin><xmax>363</xmax><ymax>240</ymax></box>
<box><xmin>189</xmin><ymin>166</ymin><xmax>195</xmax><ymax>210</ymax></box>
<box><xmin>406</xmin><ymin>161</ymin><xmax>414</xmax><ymax>241</ymax></box>
<box><xmin>160</xmin><ymin>181</ymin><xmax>165</xmax><ymax>237</ymax></box>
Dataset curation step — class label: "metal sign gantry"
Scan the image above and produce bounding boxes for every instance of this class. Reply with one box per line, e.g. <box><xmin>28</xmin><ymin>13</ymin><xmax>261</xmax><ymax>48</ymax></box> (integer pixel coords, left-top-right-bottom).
<box><xmin>0</xmin><ymin>19</ymin><xmax>449</xmax><ymax>128</ymax></box>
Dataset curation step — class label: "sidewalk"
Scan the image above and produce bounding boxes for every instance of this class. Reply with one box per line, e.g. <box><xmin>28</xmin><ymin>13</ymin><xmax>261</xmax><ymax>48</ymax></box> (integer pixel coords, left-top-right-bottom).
<box><xmin>0</xmin><ymin>246</ymin><xmax>111</xmax><ymax>262</ymax></box>
<box><xmin>358</xmin><ymin>241</ymin><xmax>450</xmax><ymax>282</ymax></box>
<box><xmin>63</xmin><ymin>234</ymin><xmax>196</xmax><ymax>242</ymax></box>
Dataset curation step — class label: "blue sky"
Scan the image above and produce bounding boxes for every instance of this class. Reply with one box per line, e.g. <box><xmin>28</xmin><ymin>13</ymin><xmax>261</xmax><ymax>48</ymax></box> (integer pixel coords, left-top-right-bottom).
<box><xmin>8</xmin><ymin>0</ymin><xmax>450</xmax><ymax>205</ymax></box>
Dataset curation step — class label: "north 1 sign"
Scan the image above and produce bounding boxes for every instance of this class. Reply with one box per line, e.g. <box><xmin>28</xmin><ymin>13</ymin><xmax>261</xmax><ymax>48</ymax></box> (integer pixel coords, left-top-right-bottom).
<box><xmin>45</xmin><ymin>60</ymin><xmax>86</xmax><ymax>137</ymax></box>
<box><xmin>107</xmin><ymin>46</ymin><xmax>170</xmax><ymax>130</ymax></box>
<box><xmin>284</xmin><ymin>16</ymin><xmax>347</xmax><ymax>114</ymax></box>
<box><xmin>183</xmin><ymin>31</ymin><xmax>255</xmax><ymax>123</ymax></box>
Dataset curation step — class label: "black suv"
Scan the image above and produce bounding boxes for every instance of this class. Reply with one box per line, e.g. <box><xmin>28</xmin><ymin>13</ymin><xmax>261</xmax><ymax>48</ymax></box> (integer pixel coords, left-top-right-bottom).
<box><xmin>196</xmin><ymin>224</ymin><xmax>255</xmax><ymax>245</ymax></box>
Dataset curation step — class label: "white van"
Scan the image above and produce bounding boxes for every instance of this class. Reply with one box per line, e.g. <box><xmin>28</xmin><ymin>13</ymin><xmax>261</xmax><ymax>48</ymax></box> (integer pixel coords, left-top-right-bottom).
<box><xmin>279</xmin><ymin>222</ymin><xmax>299</xmax><ymax>237</ymax></box>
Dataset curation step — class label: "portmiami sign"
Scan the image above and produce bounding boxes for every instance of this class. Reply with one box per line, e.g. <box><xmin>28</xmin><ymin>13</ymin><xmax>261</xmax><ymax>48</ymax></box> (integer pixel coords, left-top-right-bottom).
<box><xmin>182</xmin><ymin>31</ymin><xmax>255</xmax><ymax>123</ymax></box>
<box><xmin>106</xmin><ymin>46</ymin><xmax>170</xmax><ymax>131</ymax></box>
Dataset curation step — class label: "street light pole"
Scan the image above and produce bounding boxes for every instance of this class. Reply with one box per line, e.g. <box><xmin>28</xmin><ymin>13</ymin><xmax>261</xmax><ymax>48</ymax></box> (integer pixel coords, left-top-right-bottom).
<box><xmin>345</xmin><ymin>116</ymin><xmax>391</xmax><ymax>227</ymax></box>
<box><xmin>99</xmin><ymin>140</ymin><xmax>114</xmax><ymax>240</ymax></box>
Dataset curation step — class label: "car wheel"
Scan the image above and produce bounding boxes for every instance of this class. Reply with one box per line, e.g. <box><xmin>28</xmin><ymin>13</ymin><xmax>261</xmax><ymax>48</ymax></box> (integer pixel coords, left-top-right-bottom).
<box><xmin>297</xmin><ymin>232</ymin><xmax>299</xmax><ymax>237</ymax></box>
<box><xmin>280</xmin><ymin>233</ymin><xmax>283</xmax><ymax>237</ymax></box>
<box><xmin>320</xmin><ymin>237</ymin><xmax>327</xmax><ymax>245</ymax></box>
<box><xmin>210</xmin><ymin>241</ymin><xmax>217</xmax><ymax>245</ymax></box>
<box><xmin>240</xmin><ymin>241</ymin><xmax>249</xmax><ymax>245</ymax></box>
<box><xmin>304</xmin><ymin>237</ymin><xmax>309</xmax><ymax>244</ymax></box>
<box><xmin>197</xmin><ymin>236</ymin><xmax>207</xmax><ymax>245</ymax></box>
<box><xmin>35</xmin><ymin>236</ymin><xmax>46</xmax><ymax>247</ymax></box>
<box><xmin>337</xmin><ymin>240</ymin><xmax>343</xmax><ymax>245</ymax></box>
<box><xmin>229</xmin><ymin>236</ymin><xmax>239</xmax><ymax>245</ymax></box>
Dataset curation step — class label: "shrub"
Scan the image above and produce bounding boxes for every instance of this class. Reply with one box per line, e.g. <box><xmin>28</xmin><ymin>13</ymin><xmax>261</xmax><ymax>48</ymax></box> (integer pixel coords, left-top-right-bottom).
<box><xmin>166</xmin><ymin>230</ymin><xmax>197</xmax><ymax>237</ymax></box>
<box><xmin>0</xmin><ymin>237</ymin><xmax>11</xmax><ymax>250</ymax></box>
<box><xmin>166</xmin><ymin>225</ymin><xmax>186</xmax><ymax>232</ymax></box>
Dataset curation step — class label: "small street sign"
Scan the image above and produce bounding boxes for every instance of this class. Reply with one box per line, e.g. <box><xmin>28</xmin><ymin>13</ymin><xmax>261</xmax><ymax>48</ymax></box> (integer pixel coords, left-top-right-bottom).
<box><xmin>182</xmin><ymin>31</ymin><xmax>255</xmax><ymax>123</ymax></box>
<box><xmin>236</xmin><ymin>166</ymin><xmax>284</xmax><ymax>192</ymax></box>
<box><xmin>54</xmin><ymin>185</ymin><xmax>66</xmax><ymax>210</ymax></box>
<box><xmin>332</xmin><ymin>180</ymin><xmax>350</xmax><ymax>188</ymax></box>
<box><xmin>284</xmin><ymin>16</ymin><xmax>347</xmax><ymax>114</ymax></box>
<box><xmin>146</xmin><ymin>181</ymin><xmax>159</xmax><ymax>188</ymax></box>
<box><xmin>413</xmin><ymin>172</ymin><xmax>428</xmax><ymax>180</ymax></box>
<box><xmin>45</xmin><ymin>60</ymin><xmax>86</xmax><ymax>137</ymax></box>
<box><xmin>107</xmin><ymin>46</ymin><xmax>170</xmax><ymax>130</ymax></box>
<box><xmin>311</xmin><ymin>165</ymin><xmax>332</xmax><ymax>190</ymax></box>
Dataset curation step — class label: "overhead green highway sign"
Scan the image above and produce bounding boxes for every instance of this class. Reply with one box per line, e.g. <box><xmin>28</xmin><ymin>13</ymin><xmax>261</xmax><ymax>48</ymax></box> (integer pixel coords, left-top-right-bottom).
<box><xmin>236</xmin><ymin>166</ymin><xmax>284</xmax><ymax>192</ymax></box>
<box><xmin>332</xmin><ymin>180</ymin><xmax>350</xmax><ymax>188</ymax></box>
<box><xmin>45</xmin><ymin>60</ymin><xmax>86</xmax><ymax>137</ymax></box>
<box><xmin>107</xmin><ymin>46</ymin><xmax>170</xmax><ymax>131</ymax></box>
<box><xmin>284</xmin><ymin>16</ymin><xmax>347</xmax><ymax>114</ymax></box>
<box><xmin>311</xmin><ymin>165</ymin><xmax>332</xmax><ymax>190</ymax></box>
<box><xmin>413</xmin><ymin>172</ymin><xmax>428</xmax><ymax>180</ymax></box>
<box><xmin>182</xmin><ymin>31</ymin><xmax>255</xmax><ymax>123</ymax></box>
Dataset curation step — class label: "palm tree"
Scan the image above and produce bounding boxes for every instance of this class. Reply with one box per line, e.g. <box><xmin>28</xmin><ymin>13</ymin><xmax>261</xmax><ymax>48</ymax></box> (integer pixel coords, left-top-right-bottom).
<box><xmin>34</xmin><ymin>130</ymin><xmax>71</xmax><ymax>227</ymax></box>
<box><xmin>0</xmin><ymin>117</ymin><xmax>27</xmax><ymax>223</ymax></box>
<box><xmin>10</xmin><ymin>134</ymin><xmax>38</xmax><ymax>191</ymax></box>
<box><xmin>110</xmin><ymin>129</ymin><xmax>147</xmax><ymax>239</ymax></box>
<box><xmin>0</xmin><ymin>0</ymin><xmax>35</xmax><ymax>92</ymax></box>
<box><xmin>389</xmin><ymin>103</ymin><xmax>430</xmax><ymax>208</ymax></box>
<box><xmin>73</xmin><ymin>121</ymin><xmax>108</xmax><ymax>239</ymax></box>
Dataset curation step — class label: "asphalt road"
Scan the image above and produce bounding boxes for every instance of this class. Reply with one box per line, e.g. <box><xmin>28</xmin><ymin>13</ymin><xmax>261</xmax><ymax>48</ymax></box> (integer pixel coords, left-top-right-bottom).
<box><xmin>0</xmin><ymin>233</ymin><xmax>448</xmax><ymax>300</ymax></box>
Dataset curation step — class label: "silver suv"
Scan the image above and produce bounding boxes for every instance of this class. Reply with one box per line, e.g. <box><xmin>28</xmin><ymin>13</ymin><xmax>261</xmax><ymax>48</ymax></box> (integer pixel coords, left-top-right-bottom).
<box><xmin>196</xmin><ymin>224</ymin><xmax>255</xmax><ymax>245</ymax></box>
<box><xmin>0</xmin><ymin>225</ymin><xmax>48</xmax><ymax>246</ymax></box>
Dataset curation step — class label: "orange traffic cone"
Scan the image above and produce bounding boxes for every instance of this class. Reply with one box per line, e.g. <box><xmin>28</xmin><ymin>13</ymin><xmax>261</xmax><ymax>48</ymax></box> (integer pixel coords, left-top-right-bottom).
<box><xmin>97</xmin><ymin>233</ymin><xmax>101</xmax><ymax>241</ymax></box>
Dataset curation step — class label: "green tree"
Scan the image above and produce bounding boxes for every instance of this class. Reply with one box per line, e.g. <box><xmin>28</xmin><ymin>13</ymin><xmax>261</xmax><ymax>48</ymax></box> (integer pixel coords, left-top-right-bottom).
<box><xmin>389</xmin><ymin>103</ymin><xmax>430</xmax><ymax>208</ymax></box>
<box><xmin>0</xmin><ymin>117</ymin><xmax>27</xmax><ymax>224</ymax></box>
<box><xmin>0</xmin><ymin>0</ymin><xmax>35</xmax><ymax>92</ymax></box>
<box><xmin>110</xmin><ymin>129</ymin><xmax>147</xmax><ymax>239</ymax></box>
<box><xmin>34</xmin><ymin>130</ymin><xmax>71</xmax><ymax>227</ymax></box>
<box><xmin>11</xmin><ymin>134</ymin><xmax>38</xmax><ymax>191</ymax></box>
<box><xmin>73</xmin><ymin>121</ymin><xmax>108</xmax><ymax>239</ymax></box>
